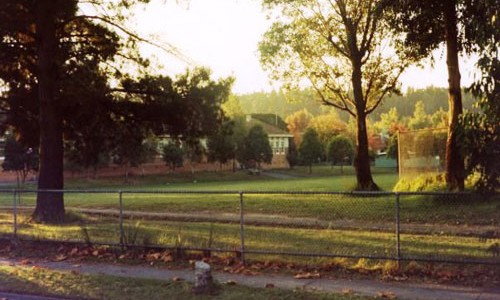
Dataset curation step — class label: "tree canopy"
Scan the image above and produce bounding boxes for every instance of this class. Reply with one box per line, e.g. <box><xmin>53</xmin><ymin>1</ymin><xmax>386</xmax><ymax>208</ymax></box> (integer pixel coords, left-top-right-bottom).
<box><xmin>383</xmin><ymin>0</ymin><xmax>498</xmax><ymax>190</ymax></box>
<box><xmin>285</xmin><ymin>109</ymin><xmax>312</xmax><ymax>145</ymax></box>
<box><xmin>0</xmin><ymin>1</ymin><xmax>232</xmax><ymax>223</ymax></box>
<box><xmin>259</xmin><ymin>0</ymin><xmax>409</xmax><ymax>190</ymax></box>
<box><xmin>298</xmin><ymin>128</ymin><xmax>323</xmax><ymax>174</ymax></box>
<box><xmin>459</xmin><ymin>49</ymin><xmax>499</xmax><ymax>193</ymax></box>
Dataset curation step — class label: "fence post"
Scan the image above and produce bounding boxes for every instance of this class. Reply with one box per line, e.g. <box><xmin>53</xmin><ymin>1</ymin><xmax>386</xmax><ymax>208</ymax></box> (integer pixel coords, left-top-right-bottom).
<box><xmin>395</xmin><ymin>193</ymin><xmax>401</xmax><ymax>266</ymax></box>
<box><xmin>12</xmin><ymin>189</ymin><xmax>17</xmax><ymax>239</ymax></box>
<box><xmin>239</xmin><ymin>191</ymin><xmax>245</xmax><ymax>265</ymax></box>
<box><xmin>119</xmin><ymin>191</ymin><xmax>124</xmax><ymax>249</ymax></box>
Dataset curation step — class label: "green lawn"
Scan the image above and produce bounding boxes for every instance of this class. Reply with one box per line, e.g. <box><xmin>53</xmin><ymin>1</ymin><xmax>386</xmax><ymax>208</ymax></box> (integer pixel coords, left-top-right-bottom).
<box><xmin>0</xmin><ymin>170</ymin><xmax>497</xmax><ymax>226</ymax></box>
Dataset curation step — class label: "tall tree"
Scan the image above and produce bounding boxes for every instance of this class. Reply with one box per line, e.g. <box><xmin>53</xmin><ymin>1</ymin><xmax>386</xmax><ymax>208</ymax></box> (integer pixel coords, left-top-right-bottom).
<box><xmin>34</xmin><ymin>0</ymin><xmax>73</xmax><ymax>223</ymax></box>
<box><xmin>383</xmin><ymin>0</ymin><xmax>498</xmax><ymax>190</ymax></box>
<box><xmin>0</xmin><ymin>0</ymin><xmax>129</xmax><ymax>222</ymax></box>
<box><xmin>259</xmin><ymin>0</ymin><xmax>409</xmax><ymax>190</ymax></box>
<box><xmin>0</xmin><ymin>1</ymin><xmax>232</xmax><ymax>222</ymax></box>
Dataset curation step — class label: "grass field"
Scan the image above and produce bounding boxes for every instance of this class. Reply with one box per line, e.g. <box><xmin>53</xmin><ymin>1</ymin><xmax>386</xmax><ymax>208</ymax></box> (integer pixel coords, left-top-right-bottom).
<box><xmin>1</xmin><ymin>174</ymin><xmax>497</xmax><ymax>226</ymax></box>
<box><xmin>0</xmin><ymin>168</ymin><xmax>498</xmax><ymax>265</ymax></box>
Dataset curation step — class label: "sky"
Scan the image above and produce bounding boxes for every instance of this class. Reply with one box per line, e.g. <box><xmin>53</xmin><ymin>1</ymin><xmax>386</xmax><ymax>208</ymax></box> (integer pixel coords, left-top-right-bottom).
<box><xmin>132</xmin><ymin>0</ymin><xmax>478</xmax><ymax>95</ymax></box>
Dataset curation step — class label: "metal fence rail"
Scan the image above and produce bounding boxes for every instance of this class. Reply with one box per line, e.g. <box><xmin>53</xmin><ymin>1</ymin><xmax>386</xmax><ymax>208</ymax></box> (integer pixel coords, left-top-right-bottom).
<box><xmin>0</xmin><ymin>189</ymin><xmax>498</xmax><ymax>265</ymax></box>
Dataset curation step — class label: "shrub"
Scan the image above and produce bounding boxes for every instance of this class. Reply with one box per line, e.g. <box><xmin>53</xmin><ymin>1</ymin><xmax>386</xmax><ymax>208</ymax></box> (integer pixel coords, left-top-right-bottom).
<box><xmin>393</xmin><ymin>173</ymin><xmax>447</xmax><ymax>192</ymax></box>
<box><xmin>393</xmin><ymin>172</ymin><xmax>481</xmax><ymax>192</ymax></box>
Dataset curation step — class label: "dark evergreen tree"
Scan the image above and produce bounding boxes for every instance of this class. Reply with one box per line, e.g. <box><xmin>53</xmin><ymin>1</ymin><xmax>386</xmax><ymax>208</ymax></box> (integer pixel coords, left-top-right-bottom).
<box><xmin>162</xmin><ymin>142</ymin><xmax>184</xmax><ymax>172</ymax></box>
<box><xmin>298</xmin><ymin>128</ymin><xmax>323</xmax><ymax>174</ymax></box>
<box><xmin>327</xmin><ymin>136</ymin><xmax>354</xmax><ymax>174</ymax></box>
<box><xmin>237</xmin><ymin>125</ymin><xmax>273</xmax><ymax>169</ymax></box>
<box><xmin>1</xmin><ymin>134</ymin><xmax>39</xmax><ymax>187</ymax></box>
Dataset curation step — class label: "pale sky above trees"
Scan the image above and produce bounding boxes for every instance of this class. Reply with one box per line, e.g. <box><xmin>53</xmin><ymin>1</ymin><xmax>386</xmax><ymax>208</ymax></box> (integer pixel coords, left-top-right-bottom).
<box><xmin>118</xmin><ymin>0</ymin><xmax>477</xmax><ymax>94</ymax></box>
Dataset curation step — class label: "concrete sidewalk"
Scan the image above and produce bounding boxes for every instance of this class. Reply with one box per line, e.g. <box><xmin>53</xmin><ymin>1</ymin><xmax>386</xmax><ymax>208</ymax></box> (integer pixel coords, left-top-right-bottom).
<box><xmin>1</xmin><ymin>258</ymin><xmax>499</xmax><ymax>300</ymax></box>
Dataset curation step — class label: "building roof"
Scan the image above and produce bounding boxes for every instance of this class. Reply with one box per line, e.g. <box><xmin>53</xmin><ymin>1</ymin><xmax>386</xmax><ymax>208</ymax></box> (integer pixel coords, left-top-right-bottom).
<box><xmin>246</xmin><ymin>114</ymin><xmax>292</xmax><ymax>136</ymax></box>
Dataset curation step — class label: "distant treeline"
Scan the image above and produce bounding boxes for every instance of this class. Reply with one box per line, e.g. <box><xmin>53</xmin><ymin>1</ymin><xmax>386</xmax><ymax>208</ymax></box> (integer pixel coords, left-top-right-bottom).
<box><xmin>235</xmin><ymin>87</ymin><xmax>477</xmax><ymax>121</ymax></box>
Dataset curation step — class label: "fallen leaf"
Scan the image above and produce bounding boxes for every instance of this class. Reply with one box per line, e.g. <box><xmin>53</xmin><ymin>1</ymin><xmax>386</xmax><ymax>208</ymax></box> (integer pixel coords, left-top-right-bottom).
<box><xmin>147</xmin><ymin>252</ymin><xmax>162</xmax><ymax>261</ymax></box>
<box><xmin>162</xmin><ymin>255</ymin><xmax>174</xmax><ymax>262</ymax></box>
<box><xmin>294</xmin><ymin>272</ymin><xmax>321</xmax><ymax>279</ymax></box>
<box><xmin>53</xmin><ymin>254</ymin><xmax>68</xmax><ymax>262</ymax></box>
<box><xmin>31</xmin><ymin>266</ymin><xmax>42</xmax><ymax>271</ymax></box>
<box><xmin>232</xmin><ymin>265</ymin><xmax>246</xmax><ymax>274</ymax></box>
<box><xmin>172</xmin><ymin>277</ymin><xmax>184</xmax><ymax>282</ymax></box>
<box><xmin>250</xmin><ymin>263</ymin><xmax>263</xmax><ymax>270</ymax></box>
<box><xmin>342</xmin><ymin>288</ymin><xmax>353</xmax><ymax>295</ymax></box>
<box><xmin>243</xmin><ymin>270</ymin><xmax>260</xmax><ymax>276</ymax></box>
<box><xmin>162</xmin><ymin>253</ymin><xmax>173</xmax><ymax>263</ymax></box>
<box><xmin>70</xmin><ymin>247</ymin><xmax>79</xmax><ymax>255</ymax></box>
<box><xmin>378</xmin><ymin>291</ymin><xmax>396</xmax><ymax>299</ymax></box>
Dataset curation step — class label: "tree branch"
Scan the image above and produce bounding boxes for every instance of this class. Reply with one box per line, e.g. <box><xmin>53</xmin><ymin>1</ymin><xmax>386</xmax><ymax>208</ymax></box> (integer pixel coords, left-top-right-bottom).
<box><xmin>66</xmin><ymin>15</ymin><xmax>196</xmax><ymax>66</ymax></box>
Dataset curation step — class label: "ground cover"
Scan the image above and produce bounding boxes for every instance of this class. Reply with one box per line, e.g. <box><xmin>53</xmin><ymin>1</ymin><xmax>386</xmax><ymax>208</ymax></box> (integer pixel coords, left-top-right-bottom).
<box><xmin>0</xmin><ymin>264</ymin><xmax>373</xmax><ymax>300</ymax></box>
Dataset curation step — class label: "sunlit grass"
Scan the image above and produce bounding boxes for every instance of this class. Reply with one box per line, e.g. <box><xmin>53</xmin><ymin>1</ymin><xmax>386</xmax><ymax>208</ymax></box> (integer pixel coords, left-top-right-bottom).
<box><xmin>2</xmin><ymin>211</ymin><xmax>496</xmax><ymax>264</ymax></box>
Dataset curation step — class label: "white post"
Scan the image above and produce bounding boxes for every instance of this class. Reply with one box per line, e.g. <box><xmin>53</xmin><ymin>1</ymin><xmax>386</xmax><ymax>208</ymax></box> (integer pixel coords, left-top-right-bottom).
<box><xmin>192</xmin><ymin>261</ymin><xmax>215</xmax><ymax>294</ymax></box>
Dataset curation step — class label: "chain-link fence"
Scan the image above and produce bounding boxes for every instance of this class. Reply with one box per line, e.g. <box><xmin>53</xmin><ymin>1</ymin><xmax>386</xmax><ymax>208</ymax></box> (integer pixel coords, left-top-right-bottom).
<box><xmin>0</xmin><ymin>189</ymin><xmax>498</xmax><ymax>265</ymax></box>
<box><xmin>398</xmin><ymin>128</ymin><xmax>448</xmax><ymax>178</ymax></box>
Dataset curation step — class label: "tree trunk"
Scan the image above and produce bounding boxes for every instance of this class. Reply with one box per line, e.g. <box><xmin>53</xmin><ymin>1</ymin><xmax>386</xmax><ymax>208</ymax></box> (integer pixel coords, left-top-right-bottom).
<box><xmin>443</xmin><ymin>2</ymin><xmax>465</xmax><ymax>191</ymax></box>
<box><xmin>350</xmin><ymin>53</ymin><xmax>379</xmax><ymax>191</ymax></box>
<box><xmin>354</xmin><ymin>112</ymin><xmax>379</xmax><ymax>190</ymax></box>
<box><xmin>33</xmin><ymin>0</ymin><xmax>65</xmax><ymax>223</ymax></box>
